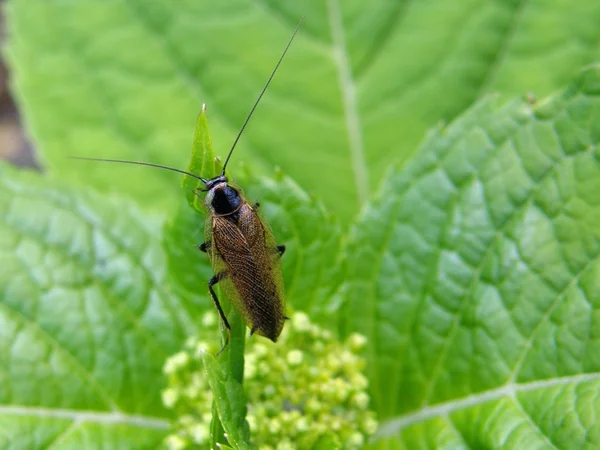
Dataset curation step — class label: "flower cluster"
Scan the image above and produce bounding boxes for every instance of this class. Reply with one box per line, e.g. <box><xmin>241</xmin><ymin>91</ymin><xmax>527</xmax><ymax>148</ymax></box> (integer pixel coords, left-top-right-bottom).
<box><xmin>162</xmin><ymin>311</ymin><xmax>377</xmax><ymax>449</ymax></box>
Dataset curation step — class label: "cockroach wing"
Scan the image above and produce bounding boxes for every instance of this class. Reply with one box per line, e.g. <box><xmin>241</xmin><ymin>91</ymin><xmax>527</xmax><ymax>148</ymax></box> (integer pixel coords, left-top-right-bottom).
<box><xmin>207</xmin><ymin>202</ymin><xmax>285</xmax><ymax>342</ymax></box>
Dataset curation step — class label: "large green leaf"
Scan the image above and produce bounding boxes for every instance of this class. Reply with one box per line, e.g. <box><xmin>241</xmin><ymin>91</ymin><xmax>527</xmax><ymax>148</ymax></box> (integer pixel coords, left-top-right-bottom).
<box><xmin>339</xmin><ymin>66</ymin><xmax>600</xmax><ymax>448</ymax></box>
<box><xmin>0</xmin><ymin>164</ymin><xmax>205</xmax><ymax>448</ymax></box>
<box><xmin>7</xmin><ymin>0</ymin><xmax>600</xmax><ymax>220</ymax></box>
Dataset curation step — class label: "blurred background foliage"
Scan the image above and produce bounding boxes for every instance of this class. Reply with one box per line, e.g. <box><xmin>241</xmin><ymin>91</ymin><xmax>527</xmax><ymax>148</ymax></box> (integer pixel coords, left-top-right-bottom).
<box><xmin>4</xmin><ymin>0</ymin><xmax>600</xmax><ymax>222</ymax></box>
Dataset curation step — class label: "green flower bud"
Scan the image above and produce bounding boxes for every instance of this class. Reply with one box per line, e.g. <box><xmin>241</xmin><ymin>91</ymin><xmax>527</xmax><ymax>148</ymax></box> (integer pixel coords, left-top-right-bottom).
<box><xmin>351</xmin><ymin>392</ymin><xmax>370</xmax><ymax>410</ymax></box>
<box><xmin>286</xmin><ymin>349</ymin><xmax>303</xmax><ymax>366</ymax></box>
<box><xmin>161</xmin><ymin>387</ymin><xmax>179</xmax><ymax>408</ymax></box>
<box><xmin>201</xmin><ymin>311</ymin><xmax>217</xmax><ymax>327</ymax></box>
<box><xmin>190</xmin><ymin>423</ymin><xmax>209</xmax><ymax>444</ymax></box>
<box><xmin>330</xmin><ymin>417</ymin><xmax>342</xmax><ymax>430</ymax></box>
<box><xmin>263</xmin><ymin>384</ymin><xmax>276</xmax><ymax>398</ymax></box>
<box><xmin>163</xmin><ymin>351</ymin><xmax>189</xmax><ymax>375</ymax></box>
<box><xmin>346</xmin><ymin>432</ymin><xmax>364</xmax><ymax>449</ymax></box>
<box><xmin>348</xmin><ymin>333</ymin><xmax>367</xmax><ymax>351</ymax></box>
<box><xmin>291</xmin><ymin>312</ymin><xmax>311</xmax><ymax>332</ymax></box>
<box><xmin>245</xmin><ymin>359</ymin><xmax>257</xmax><ymax>379</ymax></box>
<box><xmin>362</xmin><ymin>416</ymin><xmax>378</xmax><ymax>434</ymax></box>
<box><xmin>247</xmin><ymin>414</ymin><xmax>257</xmax><ymax>430</ymax></box>
<box><xmin>164</xmin><ymin>434</ymin><xmax>187</xmax><ymax>450</ymax></box>
<box><xmin>276</xmin><ymin>439</ymin><xmax>294</xmax><ymax>450</ymax></box>
<box><xmin>179</xmin><ymin>415</ymin><xmax>195</xmax><ymax>426</ymax></box>
<box><xmin>349</xmin><ymin>373</ymin><xmax>368</xmax><ymax>390</ymax></box>
<box><xmin>269</xmin><ymin>418</ymin><xmax>282</xmax><ymax>434</ymax></box>
<box><xmin>326</xmin><ymin>354</ymin><xmax>342</xmax><ymax>372</ymax></box>
<box><xmin>258</xmin><ymin>361</ymin><xmax>270</xmax><ymax>377</ymax></box>
<box><xmin>296</xmin><ymin>417</ymin><xmax>310</xmax><ymax>432</ymax></box>
<box><xmin>340</xmin><ymin>350</ymin><xmax>356</xmax><ymax>368</ymax></box>
<box><xmin>253</xmin><ymin>343</ymin><xmax>269</xmax><ymax>357</ymax></box>
<box><xmin>305</xmin><ymin>398</ymin><xmax>321</xmax><ymax>414</ymax></box>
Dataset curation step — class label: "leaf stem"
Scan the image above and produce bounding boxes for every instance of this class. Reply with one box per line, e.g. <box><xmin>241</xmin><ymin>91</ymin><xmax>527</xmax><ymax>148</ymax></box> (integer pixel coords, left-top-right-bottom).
<box><xmin>224</xmin><ymin>307</ymin><xmax>246</xmax><ymax>384</ymax></box>
<box><xmin>209</xmin><ymin>305</ymin><xmax>248</xmax><ymax>449</ymax></box>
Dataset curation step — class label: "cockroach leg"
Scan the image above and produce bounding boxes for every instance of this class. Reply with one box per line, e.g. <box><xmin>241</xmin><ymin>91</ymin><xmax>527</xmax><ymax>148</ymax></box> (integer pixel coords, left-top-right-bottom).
<box><xmin>284</xmin><ymin>316</ymin><xmax>290</xmax><ymax>320</ymax></box>
<box><xmin>199</xmin><ymin>241</ymin><xmax>211</xmax><ymax>253</ymax></box>
<box><xmin>249</xmin><ymin>326</ymin><xmax>257</xmax><ymax>337</ymax></box>
<box><xmin>253</xmin><ymin>202</ymin><xmax>260</xmax><ymax>209</ymax></box>
<box><xmin>208</xmin><ymin>272</ymin><xmax>231</xmax><ymax>354</ymax></box>
<box><xmin>277</xmin><ymin>245</ymin><xmax>286</xmax><ymax>256</ymax></box>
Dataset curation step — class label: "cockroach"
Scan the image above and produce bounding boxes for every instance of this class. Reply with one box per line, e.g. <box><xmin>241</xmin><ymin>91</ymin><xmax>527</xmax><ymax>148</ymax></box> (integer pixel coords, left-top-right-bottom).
<box><xmin>70</xmin><ymin>19</ymin><xmax>304</xmax><ymax>350</ymax></box>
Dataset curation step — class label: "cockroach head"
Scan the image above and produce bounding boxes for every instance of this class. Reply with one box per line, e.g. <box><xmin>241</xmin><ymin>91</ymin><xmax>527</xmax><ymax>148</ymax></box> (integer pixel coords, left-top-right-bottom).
<box><xmin>203</xmin><ymin>175</ymin><xmax>228</xmax><ymax>191</ymax></box>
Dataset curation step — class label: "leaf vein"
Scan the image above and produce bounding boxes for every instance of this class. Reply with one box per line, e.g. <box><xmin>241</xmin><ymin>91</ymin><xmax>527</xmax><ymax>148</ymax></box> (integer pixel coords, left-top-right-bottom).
<box><xmin>326</xmin><ymin>0</ymin><xmax>369</xmax><ymax>206</ymax></box>
<box><xmin>509</xmin><ymin>250</ymin><xmax>600</xmax><ymax>382</ymax></box>
<box><xmin>354</xmin><ymin>0</ymin><xmax>413</xmax><ymax>79</ymax></box>
<box><xmin>376</xmin><ymin>371</ymin><xmax>600</xmax><ymax>438</ymax></box>
<box><xmin>0</xmin><ymin>405</ymin><xmax>169</xmax><ymax>430</ymax></box>
<box><xmin>44</xmin><ymin>421</ymin><xmax>82</xmax><ymax>450</ymax></box>
<box><xmin>475</xmin><ymin>0</ymin><xmax>530</xmax><ymax>98</ymax></box>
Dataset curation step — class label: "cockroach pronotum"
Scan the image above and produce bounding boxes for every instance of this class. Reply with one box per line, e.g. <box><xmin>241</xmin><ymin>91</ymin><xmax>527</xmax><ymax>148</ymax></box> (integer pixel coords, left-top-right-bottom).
<box><xmin>70</xmin><ymin>18</ymin><xmax>304</xmax><ymax>351</ymax></box>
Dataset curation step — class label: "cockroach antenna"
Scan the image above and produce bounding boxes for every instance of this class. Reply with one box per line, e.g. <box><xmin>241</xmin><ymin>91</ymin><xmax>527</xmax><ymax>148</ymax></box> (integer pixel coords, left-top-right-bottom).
<box><xmin>220</xmin><ymin>16</ymin><xmax>305</xmax><ymax>176</ymax></box>
<box><xmin>66</xmin><ymin>156</ymin><xmax>209</xmax><ymax>183</ymax></box>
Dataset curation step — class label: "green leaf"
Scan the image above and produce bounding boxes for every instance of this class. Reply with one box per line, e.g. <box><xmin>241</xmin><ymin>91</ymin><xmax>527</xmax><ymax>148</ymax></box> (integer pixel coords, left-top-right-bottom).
<box><xmin>339</xmin><ymin>65</ymin><xmax>600</xmax><ymax>448</ymax></box>
<box><xmin>8</xmin><ymin>0</ymin><xmax>600</xmax><ymax>220</ymax></box>
<box><xmin>0</xmin><ymin>164</ymin><xmax>207</xmax><ymax>448</ymax></box>
<box><xmin>210</xmin><ymin>401</ymin><xmax>227</xmax><ymax>450</ymax></box>
<box><xmin>162</xmin><ymin>197</ymin><xmax>213</xmax><ymax>313</ymax></box>
<box><xmin>183</xmin><ymin>105</ymin><xmax>219</xmax><ymax>212</ymax></box>
<box><xmin>207</xmin><ymin>303</ymin><xmax>247</xmax><ymax>450</ymax></box>
<box><xmin>201</xmin><ymin>346</ymin><xmax>251</xmax><ymax>450</ymax></box>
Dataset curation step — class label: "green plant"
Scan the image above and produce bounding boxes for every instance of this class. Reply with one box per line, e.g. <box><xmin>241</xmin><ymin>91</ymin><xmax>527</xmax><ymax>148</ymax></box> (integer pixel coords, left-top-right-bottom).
<box><xmin>164</xmin><ymin>312</ymin><xmax>376</xmax><ymax>449</ymax></box>
<box><xmin>2</xmin><ymin>1</ymin><xmax>600</xmax><ymax>449</ymax></box>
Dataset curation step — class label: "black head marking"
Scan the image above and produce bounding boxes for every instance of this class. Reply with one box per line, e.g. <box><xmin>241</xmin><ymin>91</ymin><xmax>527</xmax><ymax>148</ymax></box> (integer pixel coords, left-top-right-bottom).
<box><xmin>211</xmin><ymin>184</ymin><xmax>242</xmax><ymax>216</ymax></box>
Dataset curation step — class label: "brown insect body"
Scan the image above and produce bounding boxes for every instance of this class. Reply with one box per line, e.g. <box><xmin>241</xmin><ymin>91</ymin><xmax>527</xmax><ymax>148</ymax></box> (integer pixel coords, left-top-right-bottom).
<box><xmin>204</xmin><ymin>178</ymin><xmax>285</xmax><ymax>341</ymax></box>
